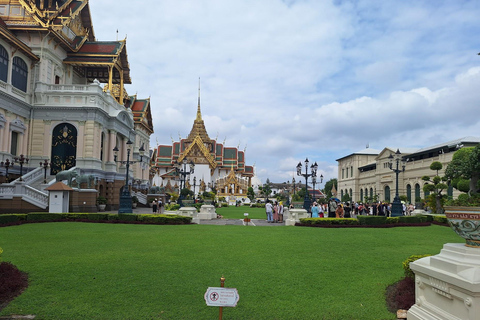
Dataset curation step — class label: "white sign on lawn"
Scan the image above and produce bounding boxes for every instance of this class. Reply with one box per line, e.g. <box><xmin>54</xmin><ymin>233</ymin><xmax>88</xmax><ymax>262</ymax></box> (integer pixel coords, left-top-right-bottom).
<box><xmin>204</xmin><ymin>287</ymin><xmax>240</xmax><ymax>307</ymax></box>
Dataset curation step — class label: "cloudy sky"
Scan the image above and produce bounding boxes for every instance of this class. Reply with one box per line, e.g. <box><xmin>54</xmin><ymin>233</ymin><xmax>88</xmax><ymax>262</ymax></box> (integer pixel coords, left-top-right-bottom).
<box><xmin>89</xmin><ymin>0</ymin><xmax>480</xmax><ymax>189</ymax></box>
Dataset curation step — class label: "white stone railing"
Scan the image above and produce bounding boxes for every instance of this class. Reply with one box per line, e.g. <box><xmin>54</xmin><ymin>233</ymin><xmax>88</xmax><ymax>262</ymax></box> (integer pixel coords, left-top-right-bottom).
<box><xmin>0</xmin><ymin>182</ymin><xmax>48</xmax><ymax>208</ymax></box>
<box><xmin>0</xmin><ymin>81</ymin><xmax>31</xmax><ymax>103</ymax></box>
<box><xmin>24</xmin><ymin>185</ymin><xmax>48</xmax><ymax>208</ymax></box>
<box><xmin>34</xmin><ymin>82</ymin><xmax>125</xmax><ymax>115</ymax></box>
<box><xmin>9</xmin><ymin>166</ymin><xmax>44</xmax><ymax>185</ymax></box>
<box><xmin>0</xmin><ymin>185</ymin><xmax>15</xmax><ymax>198</ymax></box>
<box><xmin>135</xmin><ymin>192</ymin><xmax>147</xmax><ymax>205</ymax></box>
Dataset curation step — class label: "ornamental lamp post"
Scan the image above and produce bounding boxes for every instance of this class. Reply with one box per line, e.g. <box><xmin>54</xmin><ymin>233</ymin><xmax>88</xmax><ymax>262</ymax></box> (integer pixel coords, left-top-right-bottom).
<box><xmin>292</xmin><ymin>177</ymin><xmax>296</xmax><ymax>196</ymax></box>
<box><xmin>296</xmin><ymin>158</ymin><xmax>318</xmax><ymax>212</ymax></box>
<box><xmin>388</xmin><ymin>149</ymin><xmax>406</xmax><ymax>217</ymax></box>
<box><xmin>14</xmin><ymin>154</ymin><xmax>29</xmax><ymax>181</ymax></box>
<box><xmin>1</xmin><ymin>159</ymin><xmax>12</xmax><ymax>183</ymax></box>
<box><xmin>113</xmin><ymin>140</ymin><xmax>145</xmax><ymax>213</ymax></box>
<box><xmin>284</xmin><ymin>181</ymin><xmax>290</xmax><ymax>207</ymax></box>
<box><xmin>311</xmin><ymin>174</ymin><xmax>324</xmax><ymax>203</ymax></box>
<box><xmin>193</xmin><ymin>176</ymin><xmax>197</xmax><ymax>199</ymax></box>
<box><xmin>39</xmin><ymin>159</ymin><xmax>50</xmax><ymax>183</ymax></box>
<box><xmin>174</xmin><ymin>158</ymin><xmax>195</xmax><ymax>207</ymax></box>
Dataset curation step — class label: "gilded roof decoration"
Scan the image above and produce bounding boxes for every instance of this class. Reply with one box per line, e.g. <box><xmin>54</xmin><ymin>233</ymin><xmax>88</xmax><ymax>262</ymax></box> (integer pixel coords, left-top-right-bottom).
<box><xmin>178</xmin><ymin>135</ymin><xmax>216</xmax><ymax>169</ymax></box>
<box><xmin>2</xmin><ymin>0</ymin><xmax>94</xmax><ymax>51</ymax></box>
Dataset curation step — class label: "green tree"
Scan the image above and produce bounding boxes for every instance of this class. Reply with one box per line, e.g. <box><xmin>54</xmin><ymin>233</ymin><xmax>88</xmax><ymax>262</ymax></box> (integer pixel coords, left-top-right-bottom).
<box><xmin>422</xmin><ymin>161</ymin><xmax>448</xmax><ymax>214</ymax></box>
<box><xmin>341</xmin><ymin>193</ymin><xmax>351</xmax><ymax>203</ymax></box>
<box><xmin>247</xmin><ymin>187</ymin><xmax>255</xmax><ymax>201</ymax></box>
<box><xmin>258</xmin><ymin>179</ymin><xmax>272</xmax><ymax>200</ymax></box>
<box><xmin>445</xmin><ymin>144</ymin><xmax>480</xmax><ymax>196</ymax></box>
<box><xmin>180</xmin><ymin>188</ymin><xmax>194</xmax><ymax>199</ymax></box>
<box><xmin>324</xmin><ymin>178</ymin><xmax>337</xmax><ymax>200</ymax></box>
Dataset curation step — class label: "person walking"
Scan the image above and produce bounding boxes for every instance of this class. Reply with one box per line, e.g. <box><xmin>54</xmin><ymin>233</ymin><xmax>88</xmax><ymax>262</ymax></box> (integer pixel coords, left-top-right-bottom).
<box><xmin>335</xmin><ymin>203</ymin><xmax>344</xmax><ymax>218</ymax></box>
<box><xmin>319</xmin><ymin>203</ymin><xmax>325</xmax><ymax>218</ymax></box>
<box><xmin>273</xmin><ymin>201</ymin><xmax>279</xmax><ymax>223</ymax></box>
<box><xmin>152</xmin><ymin>199</ymin><xmax>158</xmax><ymax>213</ymax></box>
<box><xmin>158</xmin><ymin>199</ymin><xmax>163</xmax><ymax>213</ymax></box>
<box><xmin>344</xmin><ymin>202</ymin><xmax>351</xmax><ymax>218</ymax></box>
<box><xmin>265</xmin><ymin>200</ymin><xmax>273</xmax><ymax>223</ymax></box>
<box><xmin>278</xmin><ymin>201</ymin><xmax>284</xmax><ymax>222</ymax></box>
<box><xmin>328</xmin><ymin>199</ymin><xmax>337</xmax><ymax>218</ymax></box>
<box><xmin>311</xmin><ymin>202</ymin><xmax>320</xmax><ymax>218</ymax></box>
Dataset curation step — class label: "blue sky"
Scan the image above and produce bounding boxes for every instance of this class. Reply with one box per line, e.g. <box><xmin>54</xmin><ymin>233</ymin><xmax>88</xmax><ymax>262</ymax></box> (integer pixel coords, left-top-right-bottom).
<box><xmin>89</xmin><ymin>0</ymin><xmax>480</xmax><ymax>189</ymax></box>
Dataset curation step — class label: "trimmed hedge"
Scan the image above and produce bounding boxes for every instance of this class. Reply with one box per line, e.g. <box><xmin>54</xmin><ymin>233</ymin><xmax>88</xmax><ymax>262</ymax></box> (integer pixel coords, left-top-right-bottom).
<box><xmin>137</xmin><ymin>214</ymin><xmax>191</xmax><ymax>224</ymax></box>
<box><xmin>299</xmin><ymin>218</ymin><xmax>359</xmax><ymax>225</ymax></box>
<box><xmin>358</xmin><ymin>216</ymin><xmax>387</xmax><ymax>225</ymax></box>
<box><xmin>0</xmin><ymin>212</ymin><xmax>191</xmax><ymax>226</ymax></box>
<box><xmin>433</xmin><ymin>215</ymin><xmax>448</xmax><ymax>225</ymax></box>
<box><xmin>0</xmin><ymin>214</ymin><xmax>27</xmax><ymax>225</ymax></box>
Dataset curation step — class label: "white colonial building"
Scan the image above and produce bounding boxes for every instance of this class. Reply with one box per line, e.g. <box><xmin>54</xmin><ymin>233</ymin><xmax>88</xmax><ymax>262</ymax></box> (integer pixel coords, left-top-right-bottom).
<box><xmin>336</xmin><ymin>137</ymin><xmax>480</xmax><ymax>204</ymax></box>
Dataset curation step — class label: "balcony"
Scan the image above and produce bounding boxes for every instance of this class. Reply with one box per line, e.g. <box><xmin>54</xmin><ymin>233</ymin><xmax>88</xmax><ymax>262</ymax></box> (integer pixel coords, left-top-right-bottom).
<box><xmin>33</xmin><ymin>82</ymin><xmax>125</xmax><ymax>115</ymax></box>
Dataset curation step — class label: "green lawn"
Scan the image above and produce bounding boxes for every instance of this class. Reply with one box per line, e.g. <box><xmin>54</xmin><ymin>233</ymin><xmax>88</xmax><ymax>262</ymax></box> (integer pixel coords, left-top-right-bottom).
<box><xmin>216</xmin><ymin>206</ymin><xmax>266</xmax><ymax>219</ymax></box>
<box><xmin>0</xmin><ymin>222</ymin><xmax>461</xmax><ymax>319</ymax></box>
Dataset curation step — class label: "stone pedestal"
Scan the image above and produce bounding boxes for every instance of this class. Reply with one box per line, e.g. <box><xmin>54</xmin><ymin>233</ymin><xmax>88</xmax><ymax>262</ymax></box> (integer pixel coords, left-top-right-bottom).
<box><xmin>192</xmin><ymin>210</ymin><xmax>200</xmax><ymax>224</ymax></box>
<box><xmin>408</xmin><ymin>243</ymin><xmax>480</xmax><ymax>320</ymax></box>
<box><xmin>285</xmin><ymin>208</ymin><xmax>308</xmax><ymax>226</ymax></box>
<box><xmin>198</xmin><ymin>204</ymin><xmax>217</xmax><ymax>220</ymax></box>
<box><xmin>177</xmin><ymin>207</ymin><xmax>196</xmax><ymax>218</ymax></box>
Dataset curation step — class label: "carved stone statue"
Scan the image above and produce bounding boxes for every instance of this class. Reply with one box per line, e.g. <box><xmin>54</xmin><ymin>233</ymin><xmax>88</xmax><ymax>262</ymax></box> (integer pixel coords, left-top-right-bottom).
<box><xmin>55</xmin><ymin>170</ymin><xmax>78</xmax><ymax>186</ymax></box>
<box><xmin>74</xmin><ymin>174</ymin><xmax>94</xmax><ymax>189</ymax></box>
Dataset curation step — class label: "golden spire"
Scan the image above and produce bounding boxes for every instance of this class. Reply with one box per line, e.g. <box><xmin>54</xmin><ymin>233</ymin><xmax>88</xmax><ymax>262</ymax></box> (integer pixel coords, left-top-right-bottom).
<box><xmin>196</xmin><ymin>77</ymin><xmax>202</xmax><ymax>121</ymax></box>
<box><xmin>187</xmin><ymin>78</ymin><xmax>211</xmax><ymax>143</ymax></box>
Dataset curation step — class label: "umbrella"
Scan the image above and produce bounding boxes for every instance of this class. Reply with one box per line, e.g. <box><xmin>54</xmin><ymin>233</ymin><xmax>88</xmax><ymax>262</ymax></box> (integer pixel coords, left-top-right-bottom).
<box><xmin>330</xmin><ymin>197</ymin><xmax>340</xmax><ymax>202</ymax></box>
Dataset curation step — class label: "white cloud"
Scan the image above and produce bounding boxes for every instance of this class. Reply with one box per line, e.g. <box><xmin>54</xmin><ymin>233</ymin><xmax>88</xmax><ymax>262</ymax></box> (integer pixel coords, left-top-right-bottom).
<box><xmin>88</xmin><ymin>0</ymin><xmax>480</xmax><ymax>185</ymax></box>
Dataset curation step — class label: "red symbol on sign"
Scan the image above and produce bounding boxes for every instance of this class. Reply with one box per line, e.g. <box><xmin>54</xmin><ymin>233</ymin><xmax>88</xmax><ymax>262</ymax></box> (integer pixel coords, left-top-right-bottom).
<box><xmin>210</xmin><ymin>292</ymin><xmax>219</xmax><ymax>301</ymax></box>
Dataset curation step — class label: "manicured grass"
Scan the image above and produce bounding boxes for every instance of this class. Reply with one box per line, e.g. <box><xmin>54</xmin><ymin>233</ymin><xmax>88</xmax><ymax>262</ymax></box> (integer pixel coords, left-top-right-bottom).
<box><xmin>0</xmin><ymin>223</ymin><xmax>461</xmax><ymax>319</ymax></box>
<box><xmin>216</xmin><ymin>206</ymin><xmax>266</xmax><ymax>219</ymax></box>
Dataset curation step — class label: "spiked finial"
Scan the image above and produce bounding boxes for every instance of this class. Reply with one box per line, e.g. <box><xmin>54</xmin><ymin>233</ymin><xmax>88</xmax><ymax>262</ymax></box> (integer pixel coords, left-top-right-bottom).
<box><xmin>196</xmin><ymin>77</ymin><xmax>202</xmax><ymax>121</ymax></box>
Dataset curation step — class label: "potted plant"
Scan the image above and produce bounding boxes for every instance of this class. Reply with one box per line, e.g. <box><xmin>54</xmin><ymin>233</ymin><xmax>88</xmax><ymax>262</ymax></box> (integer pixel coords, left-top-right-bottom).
<box><xmin>444</xmin><ymin>144</ymin><xmax>480</xmax><ymax>247</ymax></box>
<box><xmin>96</xmin><ymin>196</ymin><xmax>107</xmax><ymax>211</ymax></box>
<box><xmin>132</xmin><ymin>196</ymin><xmax>138</xmax><ymax>208</ymax></box>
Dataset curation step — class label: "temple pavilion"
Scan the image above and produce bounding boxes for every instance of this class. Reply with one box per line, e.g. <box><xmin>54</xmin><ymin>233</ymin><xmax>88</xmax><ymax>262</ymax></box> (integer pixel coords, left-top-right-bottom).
<box><xmin>151</xmin><ymin>91</ymin><xmax>255</xmax><ymax>202</ymax></box>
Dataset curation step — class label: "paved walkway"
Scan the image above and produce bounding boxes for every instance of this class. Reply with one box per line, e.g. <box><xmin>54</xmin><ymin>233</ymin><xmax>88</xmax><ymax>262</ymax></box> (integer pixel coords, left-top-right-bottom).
<box><xmin>105</xmin><ymin>206</ymin><xmax>285</xmax><ymax>226</ymax></box>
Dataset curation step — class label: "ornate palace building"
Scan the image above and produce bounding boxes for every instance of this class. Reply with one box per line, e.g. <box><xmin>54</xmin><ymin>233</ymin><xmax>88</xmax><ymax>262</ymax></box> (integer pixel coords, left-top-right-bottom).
<box><xmin>151</xmin><ymin>92</ymin><xmax>255</xmax><ymax>202</ymax></box>
<box><xmin>336</xmin><ymin>137</ymin><xmax>480</xmax><ymax>204</ymax></box>
<box><xmin>0</xmin><ymin>0</ymin><xmax>153</xmax><ymax>212</ymax></box>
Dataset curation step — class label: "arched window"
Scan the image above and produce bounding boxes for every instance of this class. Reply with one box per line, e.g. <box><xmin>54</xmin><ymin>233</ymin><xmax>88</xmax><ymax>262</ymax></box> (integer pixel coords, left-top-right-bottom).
<box><xmin>0</xmin><ymin>45</ymin><xmax>8</xmax><ymax>83</ymax></box>
<box><xmin>406</xmin><ymin>184</ymin><xmax>412</xmax><ymax>204</ymax></box>
<box><xmin>360</xmin><ymin>189</ymin><xmax>363</xmax><ymax>202</ymax></box>
<box><xmin>12</xmin><ymin>57</ymin><xmax>28</xmax><ymax>92</ymax></box>
<box><xmin>415</xmin><ymin>184</ymin><xmax>421</xmax><ymax>202</ymax></box>
<box><xmin>341</xmin><ymin>190</ymin><xmax>344</xmax><ymax>199</ymax></box>
<box><xmin>385</xmin><ymin>186</ymin><xmax>391</xmax><ymax>202</ymax></box>
<box><xmin>369</xmin><ymin>188</ymin><xmax>373</xmax><ymax>199</ymax></box>
<box><xmin>349</xmin><ymin>188</ymin><xmax>352</xmax><ymax>197</ymax></box>
<box><xmin>365</xmin><ymin>188</ymin><xmax>368</xmax><ymax>200</ymax></box>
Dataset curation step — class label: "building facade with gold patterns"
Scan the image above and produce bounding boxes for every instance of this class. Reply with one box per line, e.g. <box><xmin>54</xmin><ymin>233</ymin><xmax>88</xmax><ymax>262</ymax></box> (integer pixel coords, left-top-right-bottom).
<box><xmin>0</xmin><ymin>0</ymin><xmax>153</xmax><ymax>211</ymax></box>
<box><xmin>152</xmin><ymin>91</ymin><xmax>255</xmax><ymax>202</ymax></box>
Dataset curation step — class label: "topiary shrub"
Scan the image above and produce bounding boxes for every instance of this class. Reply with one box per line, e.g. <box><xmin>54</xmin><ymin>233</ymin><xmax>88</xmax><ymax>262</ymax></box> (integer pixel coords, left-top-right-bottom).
<box><xmin>0</xmin><ymin>262</ymin><xmax>29</xmax><ymax>310</ymax></box>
